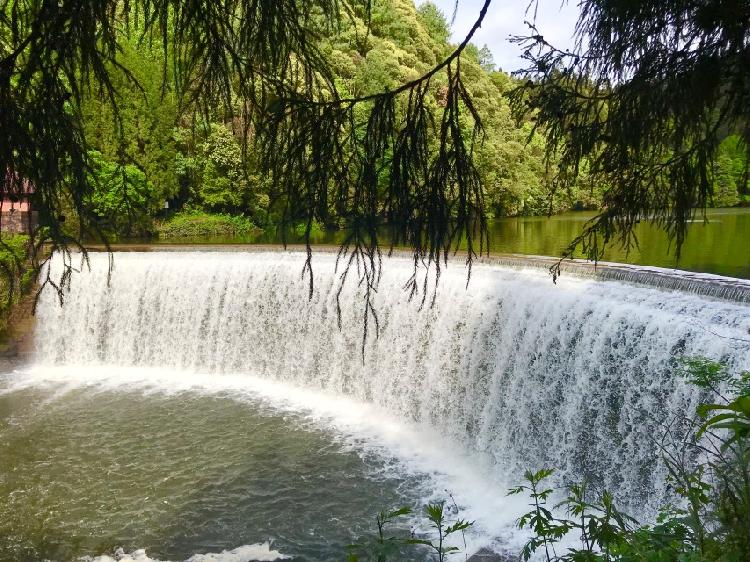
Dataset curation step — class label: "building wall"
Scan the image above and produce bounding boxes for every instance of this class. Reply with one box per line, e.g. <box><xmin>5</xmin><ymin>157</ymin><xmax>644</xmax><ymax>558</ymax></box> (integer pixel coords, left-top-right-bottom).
<box><xmin>0</xmin><ymin>211</ymin><xmax>37</xmax><ymax>234</ymax></box>
<box><xmin>0</xmin><ymin>200</ymin><xmax>30</xmax><ymax>212</ymax></box>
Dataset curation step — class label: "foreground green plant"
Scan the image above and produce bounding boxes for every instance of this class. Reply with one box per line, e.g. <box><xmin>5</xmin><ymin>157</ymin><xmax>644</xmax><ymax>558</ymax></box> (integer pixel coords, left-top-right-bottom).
<box><xmin>347</xmin><ymin>501</ymin><xmax>473</xmax><ymax>561</ymax></box>
<box><xmin>412</xmin><ymin>501</ymin><xmax>473</xmax><ymax>562</ymax></box>
<box><xmin>510</xmin><ymin>469</ymin><xmax>644</xmax><ymax>562</ymax></box>
<box><xmin>688</xmin><ymin>358</ymin><xmax>750</xmax><ymax>449</ymax></box>
<box><xmin>510</xmin><ymin>359</ymin><xmax>750</xmax><ymax>562</ymax></box>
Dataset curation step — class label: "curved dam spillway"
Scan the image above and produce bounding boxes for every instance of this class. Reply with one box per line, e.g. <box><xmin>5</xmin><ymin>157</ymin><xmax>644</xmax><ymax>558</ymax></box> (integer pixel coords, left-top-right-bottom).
<box><xmin>34</xmin><ymin>251</ymin><xmax>750</xmax><ymax>502</ymax></box>
<box><xmin>6</xmin><ymin>250</ymin><xmax>750</xmax><ymax>560</ymax></box>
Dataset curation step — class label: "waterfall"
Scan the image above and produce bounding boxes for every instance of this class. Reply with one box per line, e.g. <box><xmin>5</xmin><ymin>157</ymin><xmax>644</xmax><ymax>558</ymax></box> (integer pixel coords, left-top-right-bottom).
<box><xmin>33</xmin><ymin>251</ymin><xmax>750</xmax><ymax>520</ymax></box>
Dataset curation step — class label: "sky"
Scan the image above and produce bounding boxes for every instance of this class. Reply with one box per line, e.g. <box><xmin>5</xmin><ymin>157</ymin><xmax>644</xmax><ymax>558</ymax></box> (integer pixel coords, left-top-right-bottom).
<box><xmin>424</xmin><ymin>0</ymin><xmax>580</xmax><ymax>73</ymax></box>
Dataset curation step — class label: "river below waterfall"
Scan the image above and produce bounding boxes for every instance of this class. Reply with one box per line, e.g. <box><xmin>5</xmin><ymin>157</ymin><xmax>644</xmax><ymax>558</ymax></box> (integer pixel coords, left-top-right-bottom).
<box><xmin>0</xmin><ymin>367</ymin><xmax>523</xmax><ymax>561</ymax></box>
<box><xmin>2</xmin><ymin>251</ymin><xmax>750</xmax><ymax>561</ymax></box>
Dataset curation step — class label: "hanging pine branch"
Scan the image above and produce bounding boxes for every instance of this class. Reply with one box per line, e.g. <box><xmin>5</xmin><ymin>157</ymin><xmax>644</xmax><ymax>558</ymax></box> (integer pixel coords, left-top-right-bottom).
<box><xmin>1</xmin><ymin>0</ymin><xmax>492</xmax><ymax>352</ymax></box>
<box><xmin>254</xmin><ymin>0</ymin><xmax>491</xmax><ymax>354</ymax></box>
<box><xmin>509</xmin><ymin>0</ymin><xmax>750</xmax><ymax>280</ymax></box>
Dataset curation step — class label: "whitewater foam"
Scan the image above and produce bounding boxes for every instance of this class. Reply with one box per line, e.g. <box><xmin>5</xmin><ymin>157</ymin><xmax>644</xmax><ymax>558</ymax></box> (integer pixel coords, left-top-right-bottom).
<box><xmin>7</xmin><ymin>364</ymin><xmax>529</xmax><ymax>554</ymax></box>
<box><xmin>82</xmin><ymin>543</ymin><xmax>289</xmax><ymax>562</ymax></box>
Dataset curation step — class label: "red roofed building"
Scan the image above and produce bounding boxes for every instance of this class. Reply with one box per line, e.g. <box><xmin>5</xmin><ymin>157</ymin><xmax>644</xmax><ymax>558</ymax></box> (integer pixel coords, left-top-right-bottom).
<box><xmin>1</xmin><ymin>169</ymin><xmax>37</xmax><ymax>234</ymax></box>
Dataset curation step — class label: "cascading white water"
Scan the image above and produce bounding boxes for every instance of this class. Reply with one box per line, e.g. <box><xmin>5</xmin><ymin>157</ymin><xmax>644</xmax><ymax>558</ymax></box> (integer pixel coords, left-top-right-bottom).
<box><xmin>34</xmin><ymin>251</ymin><xmax>750</xmax><ymax>520</ymax></box>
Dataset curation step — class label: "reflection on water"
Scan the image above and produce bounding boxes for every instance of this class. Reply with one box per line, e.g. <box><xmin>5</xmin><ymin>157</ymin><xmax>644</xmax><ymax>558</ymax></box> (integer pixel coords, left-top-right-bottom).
<box><xmin>148</xmin><ymin>208</ymin><xmax>750</xmax><ymax>279</ymax></box>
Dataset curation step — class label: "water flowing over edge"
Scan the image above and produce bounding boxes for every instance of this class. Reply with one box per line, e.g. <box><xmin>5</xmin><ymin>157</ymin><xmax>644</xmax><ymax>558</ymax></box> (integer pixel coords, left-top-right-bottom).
<box><xmin>484</xmin><ymin>253</ymin><xmax>750</xmax><ymax>303</ymax></box>
<box><xmin>27</xmin><ymin>250</ymin><xmax>750</xmax><ymax>553</ymax></box>
<box><xmin>85</xmin><ymin>245</ymin><xmax>750</xmax><ymax>303</ymax></box>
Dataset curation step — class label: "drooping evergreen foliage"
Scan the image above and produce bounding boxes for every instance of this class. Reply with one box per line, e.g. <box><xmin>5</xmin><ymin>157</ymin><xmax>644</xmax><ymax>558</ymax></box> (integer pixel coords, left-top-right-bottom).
<box><xmin>511</xmin><ymin>0</ymin><xmax>750</xmax><ymax>277</ymax></box>
<box><xmin>2</xmin><ymin>0</ymin><xmax>541</xmax><ymax>311</ymax></box>
<box><xmin>3</xmin><ymin>0</ymin><xmax>749</xmax><ymax>307</ymax></box>
<box><xmin>79</xmin><ymin>0</ymin><xmax>583</xmax><ymax>232</ymax></box>
<box><xmin>74</xmin><ymin>2</ymin><xmax>750</xmax><ymax>238</ymax></box>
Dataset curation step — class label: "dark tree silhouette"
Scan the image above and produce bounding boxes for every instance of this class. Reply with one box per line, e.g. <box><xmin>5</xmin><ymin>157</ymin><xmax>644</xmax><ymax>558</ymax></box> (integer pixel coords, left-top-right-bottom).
<box><xmin>2</xmin><ymin>0</ymin><xmax>748</xmax><ymax>339</ymax></box>
<box><xmin>511</xmin><ymin>0</ymin><xmax>750</xmax><ymax>278</ymax></box>
<box><xmin>0</xmin><ymin>0</ymin><xmax>491</xmax><ymax>342</ymax></box>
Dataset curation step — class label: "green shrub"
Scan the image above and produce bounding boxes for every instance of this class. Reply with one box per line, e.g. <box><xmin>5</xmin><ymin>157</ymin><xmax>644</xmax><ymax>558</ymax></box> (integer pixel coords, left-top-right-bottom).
<box><xmin>0</xmin><ymin>235</ymin><xmax>28</xmax><ymax>264</ymax></box>
<box><xmin>347</xmin><ymin>501</ymin><xmax>473</xmax><ymax>562</ymax></box>
<box><xmin>0</xmin><ymin>235</ymin><xmax>30</xmax><ymax>299</ymax></box>
<box><xmin>156</xmin><ymin>211</ymin><xmax>259</xmax><ymax>239</ymax></box>
<box><xmin>294</xmin><ymin>219</ymin><xmax>325</xmax><ymax>238</ymax></box>
<box><xmin>87</xmin><ymin>150</ymin><xmax>158</xmax><ymax>236</ymax></box>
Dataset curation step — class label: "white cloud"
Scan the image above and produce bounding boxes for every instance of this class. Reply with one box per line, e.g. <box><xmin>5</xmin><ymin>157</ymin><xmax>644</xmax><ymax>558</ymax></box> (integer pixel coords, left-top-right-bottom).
<box><xmin>420</xmin><ymin>0</ymin><xmax>580</xmax><ymax>72</ymax></box>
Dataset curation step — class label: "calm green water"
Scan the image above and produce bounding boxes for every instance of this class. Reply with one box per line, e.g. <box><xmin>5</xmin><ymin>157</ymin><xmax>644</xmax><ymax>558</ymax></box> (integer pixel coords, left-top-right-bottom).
<box><xmin>483</xmin><ymin>209</ymin><xmax>750</xmax><ymax>279</ymax></box>
<box><xmin>152</xmin><ymin>209</ymin><xmax>750</xmax><ymax>280</ymax></box>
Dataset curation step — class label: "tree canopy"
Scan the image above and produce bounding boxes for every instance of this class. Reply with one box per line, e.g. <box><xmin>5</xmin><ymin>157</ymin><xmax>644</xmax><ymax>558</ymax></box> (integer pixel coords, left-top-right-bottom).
<box><xmin>80</xmin><ymin>1</ymin><xmax>573</xmax><ymax>236</ymax></box>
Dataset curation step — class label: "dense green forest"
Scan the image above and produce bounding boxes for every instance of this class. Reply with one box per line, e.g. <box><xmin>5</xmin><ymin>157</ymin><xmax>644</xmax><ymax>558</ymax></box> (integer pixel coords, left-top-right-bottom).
<box><xmin>75</xmin><ymin>0</ymin><xmax>749</xmax><ymax>239</ymax></box>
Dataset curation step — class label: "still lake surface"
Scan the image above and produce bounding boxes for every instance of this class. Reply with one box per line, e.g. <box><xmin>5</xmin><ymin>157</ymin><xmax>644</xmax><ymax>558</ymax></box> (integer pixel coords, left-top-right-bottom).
<box><xmin>151</xmin><ymin>208</ymin><xmax>750</xmax><ymax>280</ymax></box>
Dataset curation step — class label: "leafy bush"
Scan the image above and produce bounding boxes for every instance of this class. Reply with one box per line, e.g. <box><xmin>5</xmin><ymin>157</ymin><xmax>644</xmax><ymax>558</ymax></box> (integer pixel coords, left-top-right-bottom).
<box><xmin>0</xmin><ymin>235</ymin><xmax>31</xmax><ymax>336</ymax></box>
<box><xmin>347</xmin><ymin>501</ymin><xmax>473</xmax><ymax>561</ymax></box>
<box><xmin>0</xmin><ymin>235</ymin><xmax>28</xmax><ymax>264</ymax></box>
<box><xmin>294</xmin><ymin>219</ymin><xmax>325</xmax><ymax>238</ymax></box>
<box><xmin>87</xmin><ymin>150</ymin><xmax>158</xmax><ymax>236</ymax></box>
<box><xmin>196</xmin><ymin>124</ymin><xmax>249</xmax><ymax>212</ymax></box>
<box><xmin>0</xmin><ymin>235</ymin><xmax>29</xmax><ymax>297</ymax></box>
<box><xmin>156</xmin><ymin>211</ymin><xmax>258</xmax><ymax>239</ymax></box>
<box><xmin>174</xmin><ymin>124</ymin><xmax>271</xmax><ymax>221</ymax></box>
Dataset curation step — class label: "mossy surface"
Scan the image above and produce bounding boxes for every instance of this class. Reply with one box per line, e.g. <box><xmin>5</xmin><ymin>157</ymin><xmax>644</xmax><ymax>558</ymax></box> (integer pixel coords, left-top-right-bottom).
<box><xmin>0</xmin><ymin>235</ymin><xmax>35</xmax><ymax>357</ymax></box>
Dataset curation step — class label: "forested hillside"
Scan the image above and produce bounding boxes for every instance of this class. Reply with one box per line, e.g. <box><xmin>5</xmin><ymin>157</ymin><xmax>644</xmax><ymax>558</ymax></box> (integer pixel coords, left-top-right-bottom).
<box><xmin>78</xmin><ymin>0</ymin><xmax>747</xmax><ymax>238</ymax></box>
